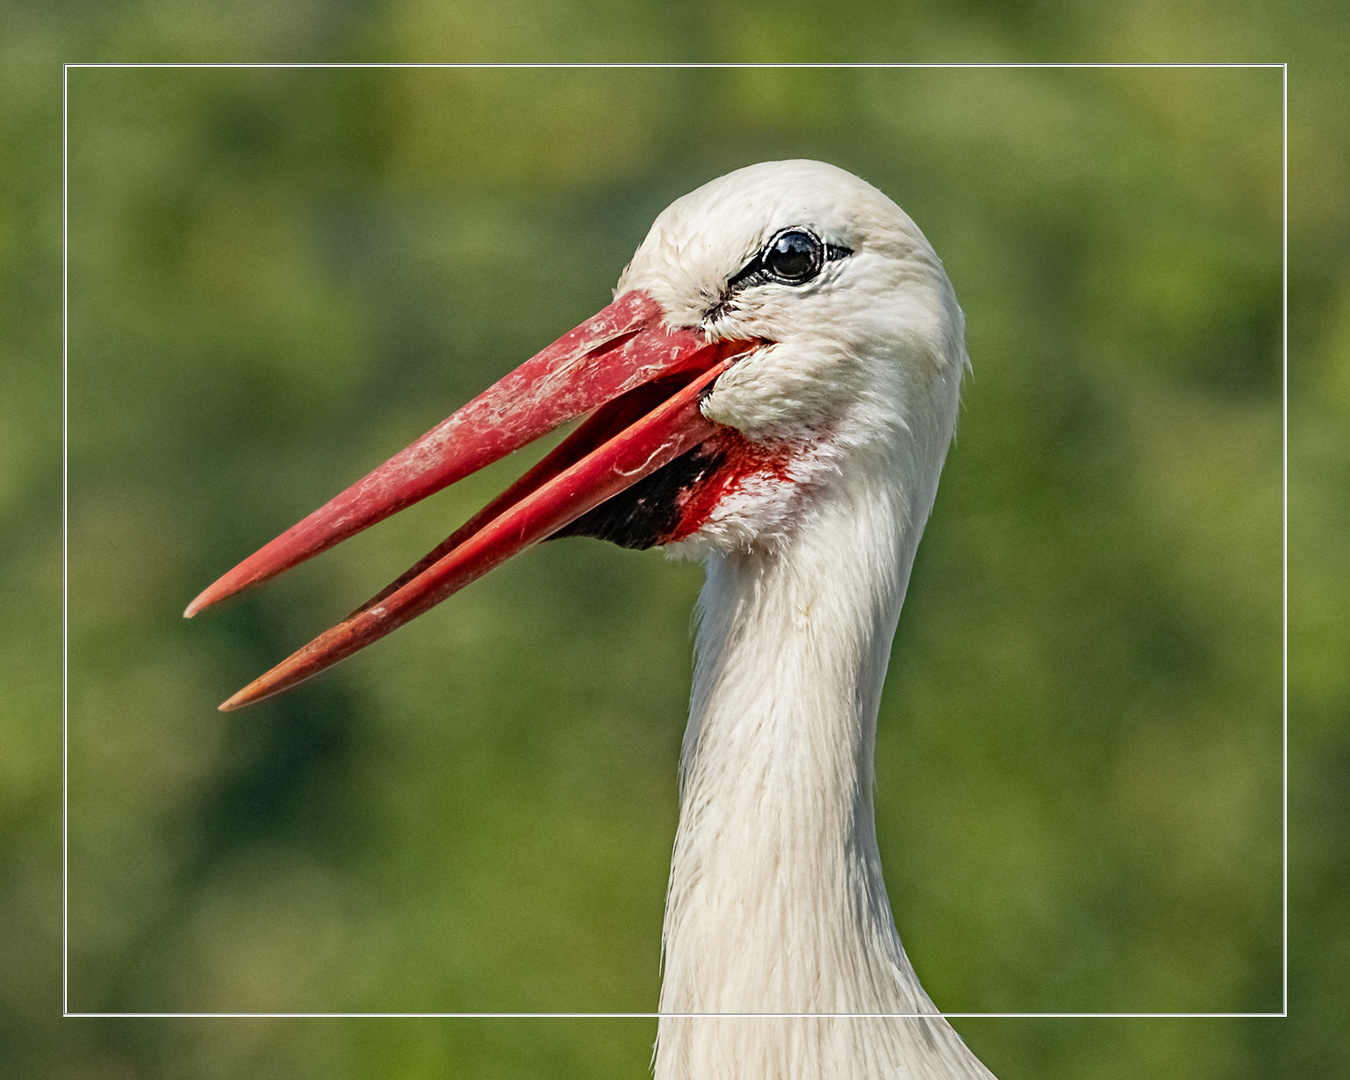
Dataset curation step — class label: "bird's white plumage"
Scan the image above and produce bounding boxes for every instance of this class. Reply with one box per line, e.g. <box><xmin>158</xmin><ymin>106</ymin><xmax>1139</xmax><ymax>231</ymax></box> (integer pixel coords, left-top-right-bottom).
<box><xmin>615</xmin><ymin>161</ymin><xmax>991</xmax><ymax>1078</ymax></box>
<box><xmin>196</xmin><ymin>157</ymin><xmax>991</xmax><ymax>1078</ymax></box>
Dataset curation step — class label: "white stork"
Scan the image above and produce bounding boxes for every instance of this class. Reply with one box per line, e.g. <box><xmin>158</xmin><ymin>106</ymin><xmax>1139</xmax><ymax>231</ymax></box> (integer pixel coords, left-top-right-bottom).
<box><xmin>188</xmin><ymin>159</ymin><xmax>996</xmax><ymax>1079</ymax></box>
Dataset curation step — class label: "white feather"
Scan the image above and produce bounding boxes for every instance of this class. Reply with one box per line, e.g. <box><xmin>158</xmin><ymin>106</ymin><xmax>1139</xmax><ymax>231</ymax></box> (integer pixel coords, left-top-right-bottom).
<box><xmin>618</xmin><ymin>161</ymin><xmax>991</xmax><ymax>1078</ymax></box>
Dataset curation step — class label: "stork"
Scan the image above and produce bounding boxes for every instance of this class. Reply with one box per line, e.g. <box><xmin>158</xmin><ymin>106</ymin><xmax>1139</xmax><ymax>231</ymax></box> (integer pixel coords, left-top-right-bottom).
<box><xmin>188</xmin><ymin>159</ymin><xmax>996</xmax><ymax>1079</ymax></box>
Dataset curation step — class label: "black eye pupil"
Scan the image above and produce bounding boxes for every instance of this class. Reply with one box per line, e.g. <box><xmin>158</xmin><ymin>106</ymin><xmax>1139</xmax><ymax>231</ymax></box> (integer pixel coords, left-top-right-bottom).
<box><xmin>764</xmin><ymin>230</ymin><xmax>822</xmax><ymax>282</ymax></box>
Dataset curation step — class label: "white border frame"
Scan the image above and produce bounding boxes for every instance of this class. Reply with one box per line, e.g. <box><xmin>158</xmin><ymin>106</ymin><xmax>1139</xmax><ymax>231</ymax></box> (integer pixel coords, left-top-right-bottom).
<box><xmin>62</xmin><ymin>61</ymin><xmax>1289</xmax><ymax>1023</ymax></box>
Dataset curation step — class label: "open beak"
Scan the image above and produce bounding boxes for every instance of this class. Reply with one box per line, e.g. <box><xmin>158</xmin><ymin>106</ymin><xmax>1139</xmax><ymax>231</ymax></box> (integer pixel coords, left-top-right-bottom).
<box><xmin>187</xmin><ymin>289</ymin><xmax>755</xmax><ymax>710</ymax></box>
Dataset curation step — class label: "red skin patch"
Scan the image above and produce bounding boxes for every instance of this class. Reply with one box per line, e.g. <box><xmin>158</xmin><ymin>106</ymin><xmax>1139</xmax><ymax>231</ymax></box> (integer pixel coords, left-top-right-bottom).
<box><xmin>661</xmin><ymin>428</ymin><xmax>796</xmax><ymax>544</ymax></box>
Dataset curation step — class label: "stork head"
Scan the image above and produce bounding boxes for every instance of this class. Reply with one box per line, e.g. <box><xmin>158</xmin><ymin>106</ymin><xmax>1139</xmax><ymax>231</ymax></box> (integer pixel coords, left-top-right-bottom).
<box><xmin>584</xmin><ymin>159</ymin><xmax>967</xmax><ymax>558</ymax></box>
<box><xmin>188</xmin><ymin>160</ymin><xmax>967</xmax><ymax>708</ymax></box>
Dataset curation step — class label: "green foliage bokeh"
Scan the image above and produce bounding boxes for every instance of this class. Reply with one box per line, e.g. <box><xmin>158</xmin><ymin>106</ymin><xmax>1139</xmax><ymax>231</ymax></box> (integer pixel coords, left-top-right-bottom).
<box><xmin>4</xmin><ymin>6</ymin><xmax>1346</xmax><ymax>1078</ymax></box>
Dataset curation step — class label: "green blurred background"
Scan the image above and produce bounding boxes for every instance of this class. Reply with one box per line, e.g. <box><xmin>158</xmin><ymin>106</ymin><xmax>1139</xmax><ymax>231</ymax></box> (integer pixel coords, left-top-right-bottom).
<box><xmin>4</xmin><ymin>3</ymin><xmax>1346</xmax><ymax>1077</ymax></box>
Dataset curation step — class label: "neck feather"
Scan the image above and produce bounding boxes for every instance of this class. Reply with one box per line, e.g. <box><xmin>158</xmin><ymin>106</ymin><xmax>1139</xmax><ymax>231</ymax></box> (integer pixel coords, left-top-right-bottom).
<box><xmin>654</xmin><ymin>461</ymin><xmax>994</xmax><ymax>1079</ymax></box>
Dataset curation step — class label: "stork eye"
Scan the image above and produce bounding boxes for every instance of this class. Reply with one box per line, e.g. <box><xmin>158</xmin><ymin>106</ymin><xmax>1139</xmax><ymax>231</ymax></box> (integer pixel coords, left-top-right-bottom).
<box><xmin>762</xmin><ymin>229</ymin><xmax>824</xmax><ymax>283</ymax></box>
<box><xmin>712</xmin><ymin>228</ymin><xmax>852</xmax><ymax>321</ymax></box>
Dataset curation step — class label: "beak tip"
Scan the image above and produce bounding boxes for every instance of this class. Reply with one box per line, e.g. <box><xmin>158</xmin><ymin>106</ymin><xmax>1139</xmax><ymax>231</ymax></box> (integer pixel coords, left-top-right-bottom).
<box><xmin>219</xmin><ymin>688</ymin><xmax>252</xmax><ymax>711</ymax></box>
<box><xmin>185</xmin><ymin>583</ymin><xmax>225</xmax><ymax>619</ymax></box>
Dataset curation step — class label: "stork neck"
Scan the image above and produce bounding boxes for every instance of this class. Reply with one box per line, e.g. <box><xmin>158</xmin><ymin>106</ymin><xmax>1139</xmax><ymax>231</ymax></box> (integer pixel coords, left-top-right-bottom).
<box><xmin>662</xmin><ymin>475</ymin><xmax>919</xmax><ymax>1013</ymax></box>
<box><xmin>654</xmin><ymin>472</ymin><xmax>995</xmax><ymax>1079</ymax></box>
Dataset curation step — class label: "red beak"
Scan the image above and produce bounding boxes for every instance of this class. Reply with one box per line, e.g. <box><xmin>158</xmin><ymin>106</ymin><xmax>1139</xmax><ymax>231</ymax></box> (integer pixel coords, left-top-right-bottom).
<box><xmin>188</xmin><ymin>289</ymin><xmax>756</xmax><ymax>710</ymax></box>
